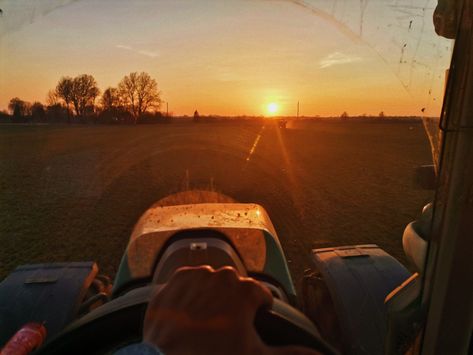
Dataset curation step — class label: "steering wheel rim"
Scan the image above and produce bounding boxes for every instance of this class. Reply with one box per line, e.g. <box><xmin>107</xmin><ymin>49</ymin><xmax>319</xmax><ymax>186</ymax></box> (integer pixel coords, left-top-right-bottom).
<box><xmin>37</xmin><ymin>285</ymin><xmax>337</xmax><ymax>355</ymax></box>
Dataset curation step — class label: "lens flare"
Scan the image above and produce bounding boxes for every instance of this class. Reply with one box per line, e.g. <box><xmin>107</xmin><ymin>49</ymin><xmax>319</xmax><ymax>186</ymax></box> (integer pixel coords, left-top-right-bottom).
<box><xmin>267</xmin><ymin>102</ymin><xmax>278</xmax><ymax>115</ymax></box>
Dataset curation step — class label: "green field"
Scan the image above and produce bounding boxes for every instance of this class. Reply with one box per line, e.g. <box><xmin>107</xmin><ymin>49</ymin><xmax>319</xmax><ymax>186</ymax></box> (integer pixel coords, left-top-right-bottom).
<box><xmin>0</xmin><ymin>121</ymin><xmax>433</xmax><ymax>292</ymax></box>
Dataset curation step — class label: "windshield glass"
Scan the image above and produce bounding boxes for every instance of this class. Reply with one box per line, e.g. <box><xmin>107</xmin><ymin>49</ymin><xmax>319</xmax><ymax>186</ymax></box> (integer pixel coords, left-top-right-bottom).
<box><xmin>0</xmin><ymin>0</ymin><xmax>453</xmax><ymax>287</ymax></box>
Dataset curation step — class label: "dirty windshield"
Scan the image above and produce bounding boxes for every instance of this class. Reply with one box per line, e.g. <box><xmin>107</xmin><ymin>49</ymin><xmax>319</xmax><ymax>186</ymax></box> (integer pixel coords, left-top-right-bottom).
<box><xmin>0</xmin><ymin>1</ymin><xmax>453</xmax><ymax>286</ymax></box>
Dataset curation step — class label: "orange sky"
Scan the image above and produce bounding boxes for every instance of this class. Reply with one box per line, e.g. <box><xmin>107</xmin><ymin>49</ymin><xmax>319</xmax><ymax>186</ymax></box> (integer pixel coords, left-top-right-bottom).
<box><xmin>0</xmin><ymin>0</ymin><xmax>453</xmax><ymax>117</ymax></box>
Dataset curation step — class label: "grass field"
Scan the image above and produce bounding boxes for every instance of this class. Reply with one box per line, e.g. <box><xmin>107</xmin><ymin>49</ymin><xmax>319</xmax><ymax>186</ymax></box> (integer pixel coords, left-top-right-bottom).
<box><xmin>0</xmin><ymin>121</ymin><xmax>433</xmax><ymax>294</ymax></box>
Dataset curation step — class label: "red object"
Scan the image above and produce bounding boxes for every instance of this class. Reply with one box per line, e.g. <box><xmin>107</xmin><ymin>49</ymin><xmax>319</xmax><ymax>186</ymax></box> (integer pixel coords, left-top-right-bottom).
<box><xmin>1</xmin><ymin>323</ymin><xmax>47</xmax><ymax>355</ymax></box>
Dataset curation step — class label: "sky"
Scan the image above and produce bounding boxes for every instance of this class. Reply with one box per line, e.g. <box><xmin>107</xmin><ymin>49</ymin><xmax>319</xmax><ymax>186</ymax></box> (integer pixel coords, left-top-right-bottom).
<box><xmin>0</xmin><ymin>0</ymin><xmax>453</xmax><ymax>117</ymax></box>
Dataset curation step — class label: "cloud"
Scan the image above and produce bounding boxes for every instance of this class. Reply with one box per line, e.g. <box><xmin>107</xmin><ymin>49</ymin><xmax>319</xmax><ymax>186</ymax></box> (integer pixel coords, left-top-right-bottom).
<box><xmin>116</xmin><ymin>44</ymin><xmax>132</xmax><ymax>50</ymax></box>
<box><xmin>319</xmin><ymin>52</ymin><xmax>362</xmax><ymax>69</ymax></box>
<box><xmin>137</xmin><ymin>50</ymin><xmax>159</xmax><ymax>58</ymax></box>
<box><xmin>115</xmin><ymin>44</ymin><xmax>159</xmax><ymax>58</ymax></box>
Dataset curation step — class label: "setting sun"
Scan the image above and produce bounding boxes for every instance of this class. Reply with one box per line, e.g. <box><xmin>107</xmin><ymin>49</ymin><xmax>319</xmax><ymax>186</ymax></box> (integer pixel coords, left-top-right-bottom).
<box><xmin>267</xmin><ymin>103</ymin><xmax>279</xmax><ymax>115</ymax></box>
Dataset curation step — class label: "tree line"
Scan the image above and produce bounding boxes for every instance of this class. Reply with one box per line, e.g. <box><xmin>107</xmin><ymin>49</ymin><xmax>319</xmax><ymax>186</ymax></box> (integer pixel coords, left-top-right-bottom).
<box><xmin>2</xmin><ymin>72</ymin><xmax>165</xmax><ymax>124</ymax></box>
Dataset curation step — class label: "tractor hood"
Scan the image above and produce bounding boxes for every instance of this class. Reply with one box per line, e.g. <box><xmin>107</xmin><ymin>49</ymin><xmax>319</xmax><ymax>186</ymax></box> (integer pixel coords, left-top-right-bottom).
<box><xmin>130</xmin><ymin>203</ymin><xmax>278</xmax><ymax>241</ymax></box>
<box><xmin>113</xmin><ymin>203</ymin><xmax>295</xmax><ymax>298</ymax></box>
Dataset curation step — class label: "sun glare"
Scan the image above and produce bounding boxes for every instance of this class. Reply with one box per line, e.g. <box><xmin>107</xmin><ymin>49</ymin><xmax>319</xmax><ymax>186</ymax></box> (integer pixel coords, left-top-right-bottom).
<box><xmin>267</xmin><ymin>102</ymin><xmax>279</xmax><ymax>115</ymax></box>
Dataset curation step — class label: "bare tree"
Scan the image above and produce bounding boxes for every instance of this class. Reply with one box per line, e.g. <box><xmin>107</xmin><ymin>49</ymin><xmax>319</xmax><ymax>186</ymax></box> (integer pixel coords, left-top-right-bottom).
<box><xmin>46</xmin><ymin>89</ymin><xmax>60</xmax><ymax>106</ymax></box>
<box><xmin>55</xmin><ymin>77</ymin><xmax>74</xmax><ymax>119</ymax></box>
<box><xmin>101</xmin><ymin>87</ymin><xmax>120</xmax><ymax>111</ymax></box>
<box><xmin>8</xmin><ymin>97</ymin><xmax>28</xmax><ymax>116</ymax></box>
<box><xmin>71</xmin><ymin>74</ymin><xmax>100</xmax><ymax>118</ymax></box>
<box><xmin>46</xmin><ymin>104</ymin><xmax>68</xmax><ymax>122</ymax></box>
<box><xmin>31</xmin><ymin>102</ymin><xmax>46</xmax><ymax>121</ymax></box>
<box><xmin>118</xmin><ymin>72</ymin><xmax>161</xmax><ymax>122</ymax></box>
<box><xmin>55</xmin><ymin>75</ymin><xmax>99</xmax><ymax>119</ymax></box>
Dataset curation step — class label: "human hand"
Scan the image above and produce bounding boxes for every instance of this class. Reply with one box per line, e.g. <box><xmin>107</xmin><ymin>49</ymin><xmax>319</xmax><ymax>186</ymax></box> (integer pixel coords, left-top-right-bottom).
<box><xmin>143</xmin><ymin>265</ymin><xmax>321</xmax><ymax>355</ymax></box>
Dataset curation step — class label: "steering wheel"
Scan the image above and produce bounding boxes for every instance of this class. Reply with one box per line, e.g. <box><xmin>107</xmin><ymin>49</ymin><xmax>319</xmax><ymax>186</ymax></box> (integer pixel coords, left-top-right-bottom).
<box><xmin>37</xmin><ymin>285</ymin><xmax>338</xmax><ymax>355</ymax></box>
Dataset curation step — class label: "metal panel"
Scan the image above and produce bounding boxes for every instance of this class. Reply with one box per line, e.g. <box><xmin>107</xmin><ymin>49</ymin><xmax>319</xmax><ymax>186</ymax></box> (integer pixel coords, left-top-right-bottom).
<box><xmin>0</xmin><ymin>262</ymin><xmax>97</xmax><ymax>345</ymax></box>
<box><xmin>312</xmin><ymin>245</ymin><xmax>411</xmax><ymax>355</ymax></box>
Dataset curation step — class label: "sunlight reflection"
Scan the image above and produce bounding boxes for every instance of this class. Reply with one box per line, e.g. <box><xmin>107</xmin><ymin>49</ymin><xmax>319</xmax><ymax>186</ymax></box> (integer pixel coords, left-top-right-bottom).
<box><xmin>274</xmin><ymin>123</ymin><xmax>306</xmax><ymax>218</ymax></box>
<box><xmin>245</xmin><ymin>126</ymin><xmax>265</xmax><ymax>162</ymax></box>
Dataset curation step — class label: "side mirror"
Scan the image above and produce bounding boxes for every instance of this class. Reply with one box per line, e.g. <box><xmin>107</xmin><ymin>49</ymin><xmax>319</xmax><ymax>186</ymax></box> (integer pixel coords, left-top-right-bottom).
<box><xmin>433</xmin><ymin>0</ymin><xmax>459</xmax><ymax>39</ymax></box>
<box><xmin>414</xmin><ymin>165</ymin><xmax>437</xmax><ymax>190</ymax></box>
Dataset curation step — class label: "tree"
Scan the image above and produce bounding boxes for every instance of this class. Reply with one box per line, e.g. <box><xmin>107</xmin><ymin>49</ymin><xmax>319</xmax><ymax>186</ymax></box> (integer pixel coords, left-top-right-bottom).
<box><xmin>118</xmin><ymin>72</ymin><xmax>161</xmax><ymax>122</ymax></box>
<box><xmin>193</xmin><ymin>110</ymin><xmax>200</xmax><ymax>122</ymax></box>
<box><xmin>379</xmin><ymin>111</ymin><xmax>385</xmax><ymax>119</ymax></box>
<box><xmin>46</xmin><ymin>104</ymin><xmax>68</xmax><ymax>122</ymax></box>
<box><xmin>31</xmin><ymin>102</ymin><xmax>46</xmax><ymax>122</ymax></box>
<box><xmin>8</xmin><ymin>97</ymin><xmax>30</xmax><ymax>121</ymax></box>
<box><xmin>99</xmin><ymin>87</ymin><xmax>132</xmax><ymax>124</ymax></box>
<box><xmin>71</xmin><ymin>74</ymin><xmax>100</xmax><ymax>118</ymax></box>
<box><xmin>341</xmin><ymin>111</ymin><xmax>349</xmax><ymax>119</ymax></box>
<box><xmin>46</xmin><ymin>89</ymin><xmax>60</xmax><ymax>106</ymax></box>
<box><xmin>55</xmin><ymin>77</ymin><xmax>74</xmax><ymax>120</ymax></box>
<box><xmin>0</xmin><ymin>110</ymin><xmax>10</xmax><ymax>123</ymax></box>
<box><xmin>55</xmin><ymin>75</ymin><xmax>99</xmax><ymax>120</ymax></box>
<box><xmin>101</xmin><ymin>87</ymin><xmax>120</xmax><ymax>111</ymax></box>
<box><xmin>46</xmin><ymin>89</ymin><xmax>67</xmax><ymax>122</ymax></box>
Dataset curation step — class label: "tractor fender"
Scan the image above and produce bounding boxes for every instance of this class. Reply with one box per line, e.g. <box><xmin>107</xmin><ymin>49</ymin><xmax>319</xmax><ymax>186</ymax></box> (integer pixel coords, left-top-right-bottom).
<box><xmin>305</xmin><ymin>245</ymin><xmax>411</xmax><ymax>355</ymax></box>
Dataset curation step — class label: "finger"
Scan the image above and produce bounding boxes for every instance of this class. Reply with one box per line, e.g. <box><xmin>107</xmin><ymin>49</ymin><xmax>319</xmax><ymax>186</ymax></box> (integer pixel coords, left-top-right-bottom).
<box><xmin>239</xmin><ymin>278</ymin><xmax>273</xmax><ymax>311</ymax></box>
<box><xmin>148</xmin><ymin>266</ymin><xmax>214</xmax><ymax>308</ymax></box>
<box><xmin>168</xmin><ymin>265</ymin><xmax>214</xmax><ymax>284</ymax></box>
<box><xmin>239</xmin><ymin>276</ymin><xmax>273</xmax><ymax>303</ymax></box>
<box><xmin>144</xmin><ymin>284</ymin><xmax>167</xmax><ymax>317</ymax></box>
<box><xmin>213</xmin><ymin>266</ymin><xmax>240</xmax><ymax>282</ymax></box>
<box><xmin>173</xmin><ymin>265</ymin><xmax>215</xmax><ymax>277</ymax></box>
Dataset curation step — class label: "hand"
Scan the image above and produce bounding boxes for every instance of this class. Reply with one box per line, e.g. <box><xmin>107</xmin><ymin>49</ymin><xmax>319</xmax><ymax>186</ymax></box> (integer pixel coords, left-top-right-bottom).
<box><xmin>143</xmin><ymin>265</ymin><xmax>322</xmax><ymax>355</ymax></box>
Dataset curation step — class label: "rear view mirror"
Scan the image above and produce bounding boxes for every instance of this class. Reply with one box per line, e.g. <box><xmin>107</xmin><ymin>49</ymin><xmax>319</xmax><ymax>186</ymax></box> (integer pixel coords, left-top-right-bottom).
<box><xmin>433</xmin><ymin>0</ymin><xmax>460</xmax><ymax>39</ymax></box>
<box><xmin>414</xmin><ymin>165</ymin><xmax>437</xmax><ymax>190</ymax></box>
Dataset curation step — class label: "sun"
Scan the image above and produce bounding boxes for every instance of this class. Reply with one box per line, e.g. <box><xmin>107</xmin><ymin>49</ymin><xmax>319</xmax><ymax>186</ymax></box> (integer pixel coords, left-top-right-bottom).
<box><xmin>267</xmin><ymin>102</ymin><xmax>279</xmax><ymax>115</ymax></box>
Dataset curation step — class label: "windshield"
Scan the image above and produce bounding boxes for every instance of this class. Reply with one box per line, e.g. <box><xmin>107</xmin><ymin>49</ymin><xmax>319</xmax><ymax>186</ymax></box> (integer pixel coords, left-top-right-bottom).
<box><xmin>0</xmin><ymin>0</ymin><xmax>453</xmax><ymax>287</ymax></box>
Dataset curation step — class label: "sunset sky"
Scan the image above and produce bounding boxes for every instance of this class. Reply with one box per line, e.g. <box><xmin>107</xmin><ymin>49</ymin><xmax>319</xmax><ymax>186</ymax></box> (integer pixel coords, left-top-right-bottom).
<box><xmin>0</xmin><ymin>0</ymin><xmax>453</xmax><ymax>117</ymax></box>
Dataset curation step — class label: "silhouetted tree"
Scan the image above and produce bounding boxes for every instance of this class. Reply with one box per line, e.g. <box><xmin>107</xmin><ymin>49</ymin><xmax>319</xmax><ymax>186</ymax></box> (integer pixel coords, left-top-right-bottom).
<box><xmin>46</xmin><ymin>89</ymin><xmax>60</xmax><ymax>106</ymax></box>
<box><xmin>341</xmin><ymin>111</ymin><xmax>349</xmax><ymax>119</ymax></box>
<box><xmin>8</xmin><ymin>97</ymin><xmax>24</xmax><ymax>115</ymax></box>
<box><xmin>0</xmin><ymin>110</ymin><xmax>10</xmax><ymax>123</ymax></box>
<box><xmin>55</xmin><ymin>77</ymin><xmax>74</xmax><ymax>120</ymax></box>
<box><xmin>8</xmin><ymin>98</ymin><xmax>30</xmax><ymax>122</ymax></box>
<box><xmin>31</xmin><ymin>102</ymin><xmax>46</xmax><ymax>122</ymax></box>
<box><xmin>101</xmin><ymin>87</ymin><xmax>120</xmax><ymax>111</ymax></box>
<box><xmin>46</xmin><ymin>104</ymin><xmax>68</xmax><ymax>122</ymax></box>
<box><xmin>118</xmin><ymin>72</ymin><xmax>161</xmax><ymax>122</ymax></box>
<box><xmin>71</xmin><ymin>74</ymin><xmax>100</xmax><ymax>118</ymax></box>
<box><xmin>55</xmin><ymin>75</ymin><xmax>99</xmax><ymax>120</ymax></box>
<box><xmin>99</xmin><ymin>87</ymin><xmax>132</xmax><ymax>123</ymax></box>
<box><xmin>379</xmin><ymin>111</ymin><xmax>385</xmax><ymax>119</ymax></box>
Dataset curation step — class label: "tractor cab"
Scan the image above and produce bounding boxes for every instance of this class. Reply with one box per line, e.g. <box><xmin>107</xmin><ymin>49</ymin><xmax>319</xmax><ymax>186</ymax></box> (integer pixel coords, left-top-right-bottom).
<box><xmin>0</xmin><ymin>1</ymin><xmax>472</xmax><ymax>354</ymax></box>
